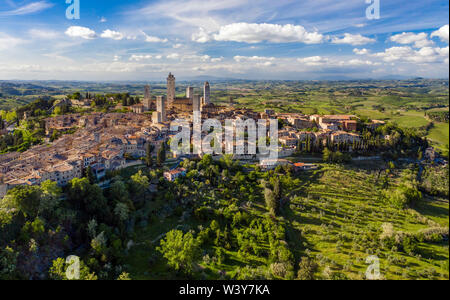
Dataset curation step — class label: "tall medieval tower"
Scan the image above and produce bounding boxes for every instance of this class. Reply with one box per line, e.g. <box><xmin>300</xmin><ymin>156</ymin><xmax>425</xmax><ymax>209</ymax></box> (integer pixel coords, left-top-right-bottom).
<box><xmin>203</xmin><ymin>81</ymin><xmax>210</xmax><ymax>105</ymax></box>
<box><xmin>167</xmin><ymin>73</ymin><xmax>176</xmax><ymax>106</ymax></box>
<box><xmin>143</xmin><ymin>85</ymin><xmax>152</xmax><ymax>110</ymax></box>
<box><xmin>156</xmin><ymin>96</ymin><xmax>166</xmax><ymax>122</ymax></box>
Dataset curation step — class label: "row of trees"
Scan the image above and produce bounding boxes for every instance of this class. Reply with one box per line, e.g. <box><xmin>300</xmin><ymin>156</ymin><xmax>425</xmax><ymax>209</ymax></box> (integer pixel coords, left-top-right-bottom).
<box><xmin>425</xmin><ymin>111</ymin><xmax>449</xmax><ymax>123</ymax></box>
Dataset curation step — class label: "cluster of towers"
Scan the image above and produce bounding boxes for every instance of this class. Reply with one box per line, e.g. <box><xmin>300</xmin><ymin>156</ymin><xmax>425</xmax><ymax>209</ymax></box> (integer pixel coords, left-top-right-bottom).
<box><xmin>151</xmin><ymin>73</ymin><xmax>212</xmax><ymax>124</ymax></box>
<box><xmin>166</xmin><ymin>72</ymin><xmax>210</xmax><ymax>108</ymax></box>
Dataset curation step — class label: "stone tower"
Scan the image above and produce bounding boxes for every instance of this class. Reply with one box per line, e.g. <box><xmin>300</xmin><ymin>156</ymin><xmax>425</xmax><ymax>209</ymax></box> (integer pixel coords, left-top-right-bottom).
<box><xmin>167</xmin><ymin>73</ymin><xmax>175</xmax><ymax>105</ymax></box>
<box><xmin>152</xmin><ymin>111</ymin><xmax>161</xmax><ymax>124</ymax></box>
<box><xmin>186</xmin><ymin>86</ymin><xmax>194</xmax><ymax>100</ymax></box>
<box><xmin>144</xmin><ymin>85</ymin><xmax>151</xmax><ymax>99</ymax></box>
<box><xmin>156</xmin><ymin>96</ymin><xmax>166</xmax><ymax>122</ymax></box>
<box><xmin>143</xmin><ymin>85</ymin><xmax>152</xmax><ymax>111</ymax></box>
<box><xmin>203</xmin><ymin>82</ymin><xmax>210</xmax><ymax>105</ymax></box>
<box><xmin>193</xmin><ymin>95</ymin><xmax>201</xmax><ymax>112</ymax></box>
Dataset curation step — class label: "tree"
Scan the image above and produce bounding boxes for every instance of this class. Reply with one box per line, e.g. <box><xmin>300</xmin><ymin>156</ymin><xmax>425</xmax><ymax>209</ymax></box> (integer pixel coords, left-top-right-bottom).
<box><xmin>199</xmin><ymin>154</ymin><xmax>213</xmax><ymax>170</ymax></box>
<box><xmin>402</xmin><ymin>236</ymin><xmax>418</xmax><ymax>255</ymax></box>
<box><xmin>114</xmin><ymin>202</ymin><xmax>130</xmax><ymax>223</ymax></box>
<box><xmin>323</xmin><ymin>148</ymin><xmax>331</xmax><ymax>162</ymax></box>
<box><xmin>117</xmin><ymin>272</ymin><xmax>131</xmax><ymax>280</ymax></box>
<box><xmin>296</xmin><ymin>139</ymin><xmax>302</xmax><ymax>153</ymax></box>
<box><xmin>130</xmin><ymin>170</ymin><xmax>149</xmax><ymax>197</ymax></box>
<box><xmin>49</xmin><ymin>257</ymin><xmax>97</xmax><ymax>280</ymax></box>
<box><xmin>272</xmin><ymin>177</ymin><xmax>282</xmax><ymax>202</ymax></box>
<box><xmin>0</xmin><ymin>246</ymin><xmax>18</xmax><ymax>280</ymax></box>
<box><xmin>84</xmin><ymin>166</ymin><xmax>96</xmax><ymax>184</ymax></box>
<box><xmin>210</xmin><ymin>220</ymin><xmax>220</xmax><ymax>232</ymax></box>
<box><xmin>110</xmin><ymin>177</ymin><xmax>130</xmax><ymax>204</ymax></box>
<box><xmin>39</xmin><ymin>180</ymin><xmax>62</xmax><ymax>218</ymax></box>
<box><xmin>1</xmin><ymin>185</ymin><xmax>41</xmax><ymax>219</ymax></box>
<box><xmin>146</xmin><ymin>143</ymin><xmax>154</xmax><ymax>168</ymax></box>
<box><xmin>383</xmin><ymin>170</ymin><xmax>422</xmax><ymax>209</ymax></box>
<box><xmin>297</xmin><ymin>257</ymin><xmax>318</xmax><ymax>280</ymax></box>
<box><xmin>157</xmin><ymin>144</ymin><xmax>166</xmax><ymax>166</ymax></box>
<box><xmin>91</xmin><ymin>231</ymin><xmax>107</xmax><ymax>255</ymax></box>
<box><xmin>68</xmin><ymin>178</ymin><xmax>107</xmax><ymax>218</ymax></box>
<box><xmin>157</xmin><ymin>230</ymin><xmax>200</xmax><ymax>274</ymax></box>
<box><xmin>219</xmin><ymin>154</ymin><xmax>235</xmax><ymax>170</ymax></box>
<box><xmin>264</xmin><ymin>188</ymin><xmax>278</xmax><ymax>216</ymax></box>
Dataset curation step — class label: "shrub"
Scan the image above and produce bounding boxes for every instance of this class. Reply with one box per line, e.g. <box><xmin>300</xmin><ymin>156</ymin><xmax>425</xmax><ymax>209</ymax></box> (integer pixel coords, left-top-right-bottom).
<box><xmin>297</xmin><ymin>257</ymin><xmax>318</xmax><ymax>280</ymax></box>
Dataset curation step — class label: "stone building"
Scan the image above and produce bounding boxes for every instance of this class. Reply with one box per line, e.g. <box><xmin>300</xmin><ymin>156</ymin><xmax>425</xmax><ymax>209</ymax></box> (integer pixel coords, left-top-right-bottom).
<box><xmin>152</xmin><ymin>111</ymin><xmax>162</xmax><ymax>124</ymax></box>
<box><xmin>156</xmin><ymin>96</ymin><xmax>166</xmax><ymax>122</ymax></box>
<box><xmin>132</xmin><ymin>104</ymin><xmax>145</xmax><ymax>114</ymax></box>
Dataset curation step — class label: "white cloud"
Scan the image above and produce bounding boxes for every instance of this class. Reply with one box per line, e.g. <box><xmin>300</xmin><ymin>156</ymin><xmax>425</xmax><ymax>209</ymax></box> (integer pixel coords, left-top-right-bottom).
<box><xmin>134</xmin><ymin>0</ymin><xmax>244</xmax><ymax>31</ymax></box>
<box><xmin>100</xmin><ymin>17</ymin><xmax>107</xmax><ymax>23</ymax></box>
<box><xmin>211</xmin><ymin>23</ymin><xmax>324</xmax><ymax>44</ymax></box>
<box><xmin>192</xmin><ymin>27</ymin><xmax>212</xmax><ymax>43</ymax></box>
<box><xmin>29</xmin><ymin>29</ymin><xmax>59</xmax><ymax>39</ymax></box>
<box><xmin>184</xmin><ymin>54</ymin><xmax>211</xmax><ymax>62</ymax></box>
<box><xmin>0</xmin><ymin>64</ymin><xmax>47</xmax><ymax>72</ymax></box>
<box><xmin>346</xmin><ymin>59</ymin><xmax>378</xmax><ymax>66</ymax></box>
<box><xmin>331</xmin><ymin>33</ymin><xmax>375</xmax><ymax>46</ymax></box>
<box><xmin>256</xmin><ymin>61</ymin><xmax>275</xmax><ymax>67</ymax></box>
<box><xmin>233</xmin><ymin>56</ymin><xmax>276</xmax><ymax>62</ymax></box>
<box><xmin>141</xmin><ymin>31</ymin><xmax>168</xmax><ymax>43</ymax></box>
<box><xmin>431</xmin><ymin>25</ymin><xmax>449</xmax><ymax>43</ymax></box>
<box><xmin>167</xmin><ymin>53</ymin><xmax>180</xmax><ymax>59</ymax></box>
<box><xmin>353</xmin><ymin>48</ymin><xmax>369</xmax><ymax>55</ymax></box>
<box><xmin>0</xmin><ymin>1</ymin><xmax>53</xmax><ymax>16</ymax></box>
<box><xmin>145</xmin><ymin>36</ymin><xmax>168</xmax><ymax>43</ymax></box>
<box><xmin>129</xmin><ymin>54</ymin><xmax>153</xmax><ymax>61</ymax></box>
<box><xmin>297</xmin><ymin>56</ymin><xmax>329</xmax><ymax>66</ymax></box>
<box><xmin>173</xmin><ymin>43</ymin><xmax>183</xmax><ymax>49</ymax></box>
<box><xmin>0</xmin><ymin>32</ymin><xmax>23</xmax><ymax>51</ymax></box>
<box><xmin>211</xmin><ymin>57</ymin><xmax>224</xmax><ymax>63</ymax></box>
<box><xmin>113</xmin><ymin>55</ymin><xmax>121</xmax><ymax>62</ymax></box>
<box><xmin>435</xmin><ymin>46</ymin><xmax>449</xmax><ymax>57</ymax></box>
<box><xmin>373</xmin><ymin>46</ymin><xmax>449</xmax><ymax>63</ymax></box>
<box><xmin>42</xmin><ymin>53</ymin><xmax>74</xmax><ymax>63</ymax></box>
<box><xmin>100</xmin><ymin>30</ymin><xmax>124</xmax><ymax>41</ymax></box>
<box><xmin>390</xmin><ymin>32</ymin><xmax>433</xmax><ymax>48</ymax></box>
<box><xmin>65</xmin><ymin>26</ymin><xmax>97</xmax><ymax>40</ymax></box>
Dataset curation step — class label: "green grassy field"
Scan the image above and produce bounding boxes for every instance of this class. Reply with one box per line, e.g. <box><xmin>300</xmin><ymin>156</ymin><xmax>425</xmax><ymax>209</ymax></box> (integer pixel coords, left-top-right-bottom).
<box><xmin>428</xmin><ymin>123</ymin><xmax>450</xmax><ymax>150</ymax></box>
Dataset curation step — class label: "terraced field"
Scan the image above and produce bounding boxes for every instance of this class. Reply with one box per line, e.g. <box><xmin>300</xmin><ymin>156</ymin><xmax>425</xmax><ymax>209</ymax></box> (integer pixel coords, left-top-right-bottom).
<box><xmin>289</xmin><ymin>165</ymin><xmax>448</xmax><ymax>280</ymax></box>
<box><xmin>124</xmin><ymin>163</ymin><xmax>449</xmax><ymax>280</ymax></box>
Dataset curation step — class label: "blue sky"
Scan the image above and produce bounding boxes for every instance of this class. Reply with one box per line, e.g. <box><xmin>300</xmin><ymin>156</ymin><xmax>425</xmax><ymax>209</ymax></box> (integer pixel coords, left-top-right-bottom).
<box><xmin>0</xmin><ymin>0</ymin><xmax>448</xmax><ymax>80</ymax></box>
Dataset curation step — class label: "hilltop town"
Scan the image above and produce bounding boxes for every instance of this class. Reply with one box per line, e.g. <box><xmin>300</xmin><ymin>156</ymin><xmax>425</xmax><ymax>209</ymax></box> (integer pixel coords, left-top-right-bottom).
<box><xmin>0</xmin><ymin>73</ymin><xmax>394</xmax><ymax>197</ymax></box>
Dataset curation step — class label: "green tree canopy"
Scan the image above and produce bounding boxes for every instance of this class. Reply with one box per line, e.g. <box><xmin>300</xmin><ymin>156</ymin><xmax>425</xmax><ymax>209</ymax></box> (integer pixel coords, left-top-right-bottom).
<box><xmin>157</xmin><ymin>230</ymin><xmax>200</xmax><ymax>274</ymax></box>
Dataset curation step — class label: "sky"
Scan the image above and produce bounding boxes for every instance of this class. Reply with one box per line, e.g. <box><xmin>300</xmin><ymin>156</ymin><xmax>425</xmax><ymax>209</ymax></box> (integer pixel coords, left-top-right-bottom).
<box><xmin>0</xmin><ymin>0</ymin><xmax>448</xmax><ymax>81</ymax></box>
